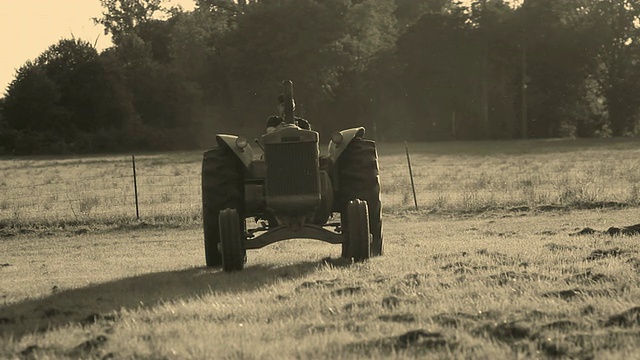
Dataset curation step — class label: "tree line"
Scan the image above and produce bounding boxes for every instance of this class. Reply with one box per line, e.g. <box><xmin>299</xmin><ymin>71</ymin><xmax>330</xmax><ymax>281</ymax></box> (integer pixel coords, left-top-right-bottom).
<box><xmin>1</xmin><ymin>0</ymin><xmax>639</xmax><ymax>155</ymax></box>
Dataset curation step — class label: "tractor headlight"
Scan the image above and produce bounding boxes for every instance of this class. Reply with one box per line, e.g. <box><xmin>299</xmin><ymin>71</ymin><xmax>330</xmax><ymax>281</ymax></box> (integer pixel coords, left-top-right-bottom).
<box><xmin>236</xmin><ymin>137</ymin><xmax>248</xmax><ymax>149</ymax></box>
<box><xmin>331</xmin><ymin>131</ymin><xmax>344</xmax><ymax>145</ymax></box>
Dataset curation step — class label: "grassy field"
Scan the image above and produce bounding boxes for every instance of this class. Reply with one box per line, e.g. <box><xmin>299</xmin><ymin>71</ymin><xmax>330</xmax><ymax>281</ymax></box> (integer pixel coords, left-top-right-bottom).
<box><xmin>1</xmin><ymin>209</ymin><xmax>639</xmax><ymax>359</ymax></box>
<box><xmin>1</xmin><ymin>138</ymin><xmax>640</xmax><ymax>359</ymax></box>
<box><xmin>1</xmin><ymin>138</ymin><xmax>640</xmax><ymax>224</ymax></box>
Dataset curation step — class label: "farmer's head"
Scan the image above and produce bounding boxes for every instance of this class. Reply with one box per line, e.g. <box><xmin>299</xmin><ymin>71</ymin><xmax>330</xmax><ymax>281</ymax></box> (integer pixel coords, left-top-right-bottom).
<box><xmin>277</xmin><ymin>94</ymin><xmax>295</xmax><ymax>117</ymax></box>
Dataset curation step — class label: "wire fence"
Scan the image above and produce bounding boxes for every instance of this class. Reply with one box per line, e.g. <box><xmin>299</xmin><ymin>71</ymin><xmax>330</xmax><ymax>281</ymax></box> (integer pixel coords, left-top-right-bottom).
<box><xmin>1</xmin><ymin>151</ymin><xmax>639</xmax><ymax>225</ymax></box>
<box><xmin>388</xmin><ymin>143</ymin><xmax>640</xmax><ymax>211</ymax></box>
<box><xmin>0</xmin><ymin>173</ymin><xmax>202</xmax><ymax>224</ymax></box>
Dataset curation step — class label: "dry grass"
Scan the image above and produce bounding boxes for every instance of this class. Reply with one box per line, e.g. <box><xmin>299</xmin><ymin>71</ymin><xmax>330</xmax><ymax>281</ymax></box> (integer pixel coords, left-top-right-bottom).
<box><xmin>1</xmin><ymin>208</ymin><xmax>640</xmax><ymax>359</ymax></box>
<box><xmin>0</xmin><ymin>152</ymin><xmax>203</xmax><ymax>224</ymax></box>
<box><xmin>381</xmin><ymin>138</ymin><xmax>640</xmax><ymax>211</ymax></box>
<box><xmin>1</xmin><ymin>138</ymin><xmax>640</xmax><ymax>358</ymax></box>
<box><xmin>1</xmin><ymin>138</ymin><xmax>640</xmax><ymax>225</ymax></box>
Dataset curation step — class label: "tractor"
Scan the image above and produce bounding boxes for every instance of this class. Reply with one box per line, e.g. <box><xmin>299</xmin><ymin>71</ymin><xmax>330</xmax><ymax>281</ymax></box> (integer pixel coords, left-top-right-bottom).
<box><xmin>201</xmin><ymin>81</ymin><xmax>383</xmax><ymax>272</ymax></box>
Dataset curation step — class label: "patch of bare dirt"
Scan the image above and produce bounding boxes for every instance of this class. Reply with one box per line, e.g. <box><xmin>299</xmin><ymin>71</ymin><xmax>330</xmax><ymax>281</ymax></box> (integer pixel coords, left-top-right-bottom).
<box><xmin>545</xmin><ymin>243</ymin><xmax>579</xmax><ymax>252</ymax></box>
<box><xmin>541</xmin><ymin>288</ymin><xmax>621</xmax><ymax>300</ymax></box>
<box><xmin>565</xmin><ymin>270</ymin><xmax>616</xmax><ymax>284</ymax></box>
<box><xmin>331</xmin><ymin>286</ymin><xmax>362</xmax><ymax>296</ymax></box>
<box><xmin>627</xmin><ymin>258</ymin><xmax>640</xmax><ymax>272</ymax></box>
<box><xmin>564</xmin><ymin>331</ymin><xmax>640</xmax><ymax>351</ymax></box>
<box><xmin>295</xmin><ymin>278</ymin><xmax>340</xmax><ymax>292</ymax></box>
<box><xmin>441</xmin><ymin>262</ymin><xmax>493</xmax><ymax>274</ymax></box>
<box><xmin>537</xmin><ymin>338</ymin><xmax>579</xmax><ymax>358</ymax></box>
<box><xmin>431</xmin><ymin>251</ymin><xmax>472</xmax><ymax>261</ymax></box>
<box><xmin>400</xmin><ymin>272</ymin><xmax>430</xmax><ymax>286</ymax></box>
<box><xmin>431</xmin><ymin>311</ymin><xmax>499</xmax><ymax>329</ymax></box>
<box><xmin>344</xmin><ymin>329</ymin><xmax>458</xmax><ymax>355</ymax></box>
<box><xmin>0</xmin><ymin>317</ymin><xmax>15</xmax><ymax>324</ymax></box>
<box><xmin>604</xmin><ymin>307</ymin><xmax>640</xmax><ymax>328</ymax></box>
<box><xmin>488</xmin><ymin>271</ymin><xmax>552</xmax><ymax>285</ymax></box>
<box><xmin>571</xmin><ymin>223</ymin><xmax>640</xmax><ymax>236</ymax></box>
<box><xmin>321</xmin><ymin>257</ymin><xmax>351</xmax><ymax>268</ymax></box>
<box><xmin>395</xmin><ymin>329</ymin><xmax>451</xmax><ymax>349</ymax></box>
<box><xmin>71</xmin><ymin>335</ymin><xmax>108</xmax><ymax>356</ymax></box>
<box><xmin>81</xmin><ymin>313</ymin><xmax>118</xmax><ymax>326</ymax></box>
<box><xmin>343</xmin><ymin>301</ymin><xmax>371</xmax><ymax>312</ymax></box>
<box><xmin>20</xmin><ymin>345</ymin><xmax>40</xmax><ymax>358</ymax></box>
<box><xmin>430</xmin><ymin>314</ymin><xmax>476</xmax><ymax>329</ymax></box>
<box><xmin>539</xmin><ymin>320</ymin><xmax>583</xmax><ymax>332</ymax></box>
<box><xmin>473</xmin><ymin>321</ymin><xmax>533</xmax><ymax>343</ymax></box>
<box><xmin>585</xmin><ymin>247</ymin><xmax>626</xmax><ymax>261</ymax></box>
<box><xmin>378</xmin><ymin>313</ymin><xmax>416</xmax><ymax>323</ymax></box>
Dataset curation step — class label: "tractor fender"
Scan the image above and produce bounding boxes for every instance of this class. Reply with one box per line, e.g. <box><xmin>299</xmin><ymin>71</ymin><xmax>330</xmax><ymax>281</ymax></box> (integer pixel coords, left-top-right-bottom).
<box><xmin>328</xmin><ymin>127</ymin><xmax>365</xmax><ymax>163</ymax></box>
<box><xmin>216</xmin><ymin>134</ymin><xmax>254</xmax><ymax>169</ymax></box>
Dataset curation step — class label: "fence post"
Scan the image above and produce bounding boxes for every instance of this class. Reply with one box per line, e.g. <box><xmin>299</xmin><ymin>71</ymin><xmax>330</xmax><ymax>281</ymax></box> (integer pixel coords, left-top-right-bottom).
<box><xmin>132</xmin><ymin>155</ymin><xmax>140</xmax><ymax>220</ymax></box>
<box><xmin>404</xmin><ymin>141</ymin><xmax>419</xmax><ymax>210</ymax></box>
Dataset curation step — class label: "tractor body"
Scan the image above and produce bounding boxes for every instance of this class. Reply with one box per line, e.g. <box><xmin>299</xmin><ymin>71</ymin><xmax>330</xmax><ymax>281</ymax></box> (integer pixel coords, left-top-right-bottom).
<box><xmin>202</xmin><ymin>82</ymin><xmax>383</xmax><ymax>271</ymax></box>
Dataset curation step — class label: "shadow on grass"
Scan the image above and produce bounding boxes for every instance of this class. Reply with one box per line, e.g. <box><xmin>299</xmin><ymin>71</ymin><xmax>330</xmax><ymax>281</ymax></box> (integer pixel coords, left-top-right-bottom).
<box><xmin>0</xmin><ymin>260</ymin><xmax>323</xmax><ymax>339</ymax></box>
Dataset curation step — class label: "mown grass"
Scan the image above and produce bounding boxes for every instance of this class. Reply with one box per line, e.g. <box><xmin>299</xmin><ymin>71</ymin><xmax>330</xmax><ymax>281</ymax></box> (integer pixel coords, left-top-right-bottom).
<box><xmin>1</xmin><ymin>138</ymin><xmax>640</xmax><ymax>226</ymax></box>
<box><xmin>1</xmin><ymin>208</ymin><xmax>639</xmax><ymax>359</ymax></box>
<box><xmin>1</xmin><ymin>138</ymin><xmax>640</xmax><ymax>358</ymax></box>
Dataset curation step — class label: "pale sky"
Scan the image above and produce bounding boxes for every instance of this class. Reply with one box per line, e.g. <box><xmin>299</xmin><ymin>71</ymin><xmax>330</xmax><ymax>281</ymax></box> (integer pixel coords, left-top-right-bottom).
<box><xmin>0</xmin><ymin>0</ymin><xmax>195</xmax><ymax>95</ymax></box>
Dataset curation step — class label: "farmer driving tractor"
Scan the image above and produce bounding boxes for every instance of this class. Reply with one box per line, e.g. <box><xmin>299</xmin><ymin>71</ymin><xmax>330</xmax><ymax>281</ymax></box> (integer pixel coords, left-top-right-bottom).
<box><xmin>266</xmin><ymin>94</ymin><xmax>311</xmax><ymax>133</ymax></box>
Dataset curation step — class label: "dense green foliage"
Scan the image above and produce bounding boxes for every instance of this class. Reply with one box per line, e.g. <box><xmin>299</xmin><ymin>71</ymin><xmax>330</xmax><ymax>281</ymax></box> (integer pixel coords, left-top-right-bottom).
<box><xmin>2</xmin><ymin>0</ymin><xmax>640</xmax><ymax>154</ymax></box>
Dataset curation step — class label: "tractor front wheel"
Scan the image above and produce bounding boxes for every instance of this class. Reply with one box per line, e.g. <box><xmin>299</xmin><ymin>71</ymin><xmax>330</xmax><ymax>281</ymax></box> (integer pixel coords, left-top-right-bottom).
<box><xmin>219</xmin><ymin>208</ymin><xmax>246</xmax><ymax>272</ymax></box>
<box><xmin>347</xmin><ymin>199</ymin><xmax>371</xmax><ymax>262</ymax></box>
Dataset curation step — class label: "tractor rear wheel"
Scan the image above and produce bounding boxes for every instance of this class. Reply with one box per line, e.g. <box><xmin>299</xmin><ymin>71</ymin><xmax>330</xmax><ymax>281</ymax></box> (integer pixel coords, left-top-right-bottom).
<box><xmin>202</xmin><ymin>147</ymin><xmax>244</xmax><ymax>267</ymax></box>
<box><xmin>337</xmin><ymin>139</ymin><xmax>383</xmax><ymax>257</ymax></box>
<box><xmin>219</xmin><ymin>208</ymin><xmax>246</xmax><ymax>272</ymax></box>
<box><xmin>347</xmin><ymin>200</ymin><xmax>371</xmax><ymax>262</ymax></box>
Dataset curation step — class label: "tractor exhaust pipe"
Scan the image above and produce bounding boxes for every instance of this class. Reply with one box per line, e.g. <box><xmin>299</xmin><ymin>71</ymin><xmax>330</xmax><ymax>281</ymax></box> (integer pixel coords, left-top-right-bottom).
<box><xmin>283</xmin><ymin>80</ymin><xmax>295</xmax><ymax>125</ymax></box>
